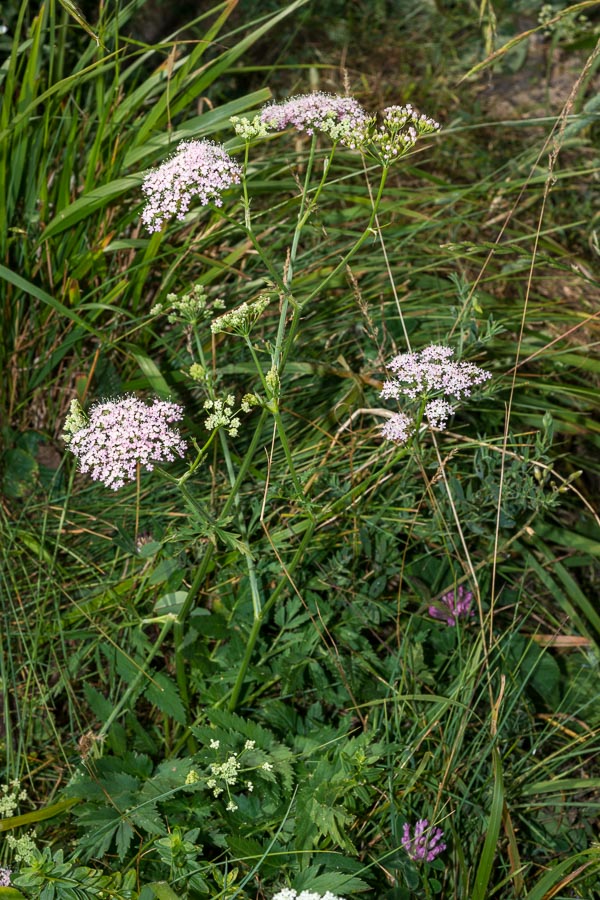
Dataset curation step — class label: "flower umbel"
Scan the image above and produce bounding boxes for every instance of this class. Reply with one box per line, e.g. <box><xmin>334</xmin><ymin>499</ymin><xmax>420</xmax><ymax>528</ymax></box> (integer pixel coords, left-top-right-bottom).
<box><xmin>203</xmin><ymin>395</ymin><xmax>241</xmax><ymax>438</ymax></box>
<box><xmin>0</xmin><ymin>868</ymin><xmax>11</xmax><ymax>887</ymax></box>
<box><xmin>381</xmin><ymin>411</ymin><xmax>415</xmax><ymax>445</ymax></box>
<box><xmin>381</xmin><ymin>344</ymin><xmax>491</xmax><ymax>402</ymax></box>
<box><xmin>402</xmin><ymin>818</ymin><xmax>446</xmax><ymax>862</ymax></box>
<box><xmin>6</xmin><ymin>830</ymin><xmax>38</xmax><ymax>864</ymax></box>
<box><xmin>141</xmin><ymin>139</ymin><xmax>242</xmax><ymax>232</ymax></box>
<box><xmin>151</xmin><ymin>283</ymin><xmax>225</xmax><ymax>325</ymax></box>
<box><xmin>261</xmin><ymin>92</ymin><xmax>369</xmax><ymax>147</ymax></box>
<box><xmin>367</xmin><ymin>103</ymin><xmax>440</xmax><ymax>165</ymax></box>
<box><xmin>429</xmin><ymin>585</ymin><xmax>475</xmax><ymax>626</ymax></box>
<box><xmin>211</xmin><ymin>296</ymin><xmax>270</xmax><ymax>337</ymax></box>
<box><xmin>380</xmin><ymin>344</ymin><xmax>491</xmax><ymax>443</ymax></box>
<box><xmin>64</xmin><ymin>396</ymin><xmax>187</xmax><ymax>490</ymax></box>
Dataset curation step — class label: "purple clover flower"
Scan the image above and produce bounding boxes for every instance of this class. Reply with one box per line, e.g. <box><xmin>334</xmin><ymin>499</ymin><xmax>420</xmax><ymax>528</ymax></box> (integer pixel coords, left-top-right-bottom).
<box><xmin>381</xmin><ymin>344</ymin><xmax>491</xmax><ymax>403</ymax></box>
<box><xmin>0</xmin><ymin>868</ymin><xmax>11</xmax><ymax>887</ymax></box>
<box><xmin>64</xmin><ymin>396</ymin><xmax>187</xmax><ymax>490</ymax></box>
<box><xmin>260</xmin><ymin>92</ymin><xmax>369</xmax><ymax>146</ymax></box>
<box><xmin>429</xmin><ymin>585</ymin><xmax>475</xmax><ymax>626</ymax></box>
<box><xmin>141</xmin><ymin>140</ymin><xmax>242</xmax><ymax>233</ymax></box>
<box><xmin>402</xmin><ymin>819</ymin><xmax>446</xmax><ymax>862</ymax></box>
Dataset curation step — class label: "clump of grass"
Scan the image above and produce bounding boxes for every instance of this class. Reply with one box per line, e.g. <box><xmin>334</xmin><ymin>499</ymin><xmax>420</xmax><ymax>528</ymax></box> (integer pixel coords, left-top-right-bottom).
<box><xmin>1</xmin><ymin>2</ymin><xmax>600</xmax><ymax>899</ymax></box>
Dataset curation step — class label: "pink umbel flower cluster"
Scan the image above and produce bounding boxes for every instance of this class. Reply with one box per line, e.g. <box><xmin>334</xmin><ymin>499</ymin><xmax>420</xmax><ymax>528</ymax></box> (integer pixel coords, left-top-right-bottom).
<box><xmin>381</xmin><ymin>411</ymin><xmax>415</xmax><ymax>444</ymax></box>
<box><xmin>64</xmin><ymin>396</ymin><xmax>187</xmax><ymax>490</ymax></box>
<box><xmin>260</xmin><ymin>92</ymin><xmax>369</xmax><ymax>146</ymax></box>
<box><xmin>141</xmin><ymin>140</ymin><xmax>242</xmax><ymax>232</ymax></box>
<box><xmin>429</xmin><ymin>585</ymin><xmax>475</xmax><ymax>626</ymax></box>
<box><xmin>256</xmin><ymin>94</ymin><xmax>440</xmax><ymax>158</ymax></box>
<box><xmin>380</xmin><ymin>344</ymin><xmax>491</xmax><ymax>444</ymax></box>
<box><xmin>402</xmin><ymin>819</ymin><xmax>446</xmax><ymax>862</ymax></box>
<box><xmin>382</xmin><ymin>345</ymin><xmax>491</xmax><ymax>402</ymax></box>
<box><xmin>0</xmin><ymin>868</ymin><xmax>11</xmax><ymax>887</ymax></box>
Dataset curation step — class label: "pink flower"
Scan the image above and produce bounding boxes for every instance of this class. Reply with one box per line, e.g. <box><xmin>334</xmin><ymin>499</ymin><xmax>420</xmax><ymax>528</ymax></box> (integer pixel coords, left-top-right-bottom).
<box><xmin>141</xmin><ymin>140</ymin><xmax>242</xmax><ymax>232</ymax></box>
<box><xmin>382</xmin><ymin>344</ymin><xmax>491</xmax><ymax>402</ymax></box>
<box><xmin>65</xmin><ymin>396</ymin><xmax>187</xmax><ymax>490</ymax></box>
<box><xmin>402</xmin><ymin>819</ymin><xmax>446</xmax><ymax>862</ymax></box>
<box><xmin>381</xmin><ymin>411</ymin><xmax>415</xmax><ymax>445</ymax></box>
<box><xmin>260</xmin><ymin>92</ymin><xmax>368</xmax><ymax>146</ymax></box>
<box><xmin>429</xmin><ymin>585</ymin><xmax>475</xmax><ymax>626</ymax></box>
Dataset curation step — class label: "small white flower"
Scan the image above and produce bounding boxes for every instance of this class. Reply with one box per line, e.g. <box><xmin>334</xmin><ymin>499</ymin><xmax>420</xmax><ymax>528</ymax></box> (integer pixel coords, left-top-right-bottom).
<box><xmin>381</xmin><ymin>411</ymin><xmax>415</xmax><ymax>445</ymax></box>
<box><xmin>425</xmin><ymin>398</ymin><xmax>455</xmax><ymax>430</ymax></box>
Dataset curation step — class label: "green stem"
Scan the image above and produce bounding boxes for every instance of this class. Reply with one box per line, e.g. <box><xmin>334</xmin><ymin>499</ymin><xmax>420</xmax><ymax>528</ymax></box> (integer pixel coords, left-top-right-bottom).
<box><xmin>98</xmin><ymin>618</ymin><xmax>174</xmax><ymax>739</ymax></box>
<box><xmin>272</xmin><ymin>407</ymin><xmax>305</xmax><ymax>501</ymax></box>
<box><xmin>171</xmin><ymin>409</ymin><xmax>270</xmax><ymax>713</ymax></box>
<box><xmin>302</xmin><ymin>163</ymin><xmax>389</xmax><ymax>307</ymax></box>
<box><xmin>225</xmin><ymin>519</ymin><xmax>316</xmax><ymax>711</ymax></box>
<box><xmin>218</xmin><ymin>427</ymin><xmax>264</xmax><ymax>620</ymax></box>
<box><xmin>272</xmin><ymin>137</ymin><xmax>335</xmax><ymax>372</ymax></box>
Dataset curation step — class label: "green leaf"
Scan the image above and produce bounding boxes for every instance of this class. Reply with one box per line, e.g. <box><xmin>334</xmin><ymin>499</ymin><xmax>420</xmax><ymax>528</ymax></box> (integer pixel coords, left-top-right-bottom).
<box><xmin>145</xmin><ymin>672</ymin><xmax>186</xmax><ymax>724</ymax></box>
<box><xmin>146</xmin><ymin>883</ymin><xmax>183</xmax><ymax>900</ymax></box>
<box><xmin>57</xmin><ymin>0</ymin><xmax>104</xmax><ymax>47</ymax></box>
<box><xmin>148</xmin><ymin>558</ymin><xmax>180</xmax><ymax>586</ymax></box>
<box><xmin>82</xmin><ymin>683</ymin><xmax>113</xmax><ymax>724</ymax></box>
<box><xmin>154</xmin><ymin>592</ymin><xmax>188</xmax><ymax>617</ymax></box>
<box><xmin>523</xmin><ymin>849</ymin><xmax>600</xmax><ymax>899</ymax></box>
<box><xmin>472</xmin><ymin>748</ymin><xmax>504</xmax><ymax>900</ymax></box>
<box><xmin>0</xmin><ymin>799</ymin><xmax>77</xmax><ymax>832</ymax></box>
<box><xmin>40</xmin><ymin>176</ymin><xmax>141</xmax><ymax>241</ymax></box>
<box><xmin>1</xmin><ymin>448</ymin><xmax>38</xmax><ymax>498</ymax></box>
<box><xmin>0</xmin><ymin>889</ymin><xmax>28</xmax><ymax>899</ymax></box>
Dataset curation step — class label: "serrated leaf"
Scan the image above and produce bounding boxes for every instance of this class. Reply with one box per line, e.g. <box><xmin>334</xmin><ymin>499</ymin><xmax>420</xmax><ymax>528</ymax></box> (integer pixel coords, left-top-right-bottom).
<box><xmin>145</xmin><ymin>671</ymin><xmax>186</xmax><ymax>724</ymax></box>
<box><xmin>115</xmin><ymin>818</ymin><xmax>134</xmax><ymax>861</ymax></box>
<box><xmin>129</xmin><ymin>806</ymin><xmax>165</xmax><ymax>837</ymax></box>
<box><xmin>83</xmin><ymin>683</ymin><xmax>113</xmax><ymax>723</ymax></box>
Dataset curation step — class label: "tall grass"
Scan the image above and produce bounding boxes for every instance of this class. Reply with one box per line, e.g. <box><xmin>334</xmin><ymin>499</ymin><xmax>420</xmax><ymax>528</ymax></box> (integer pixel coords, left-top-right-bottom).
<box><xmin>1</xmin><ymin>1</ymin><xmax>600</xmax><ymax>898</ymax></box>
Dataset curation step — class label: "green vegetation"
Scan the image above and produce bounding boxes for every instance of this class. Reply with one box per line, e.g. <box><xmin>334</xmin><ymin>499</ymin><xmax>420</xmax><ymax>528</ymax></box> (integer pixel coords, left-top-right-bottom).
<box><xmin>1</xmin><ymin>1</ymin><xmax>599</xmax><ymax>898</ymax></box>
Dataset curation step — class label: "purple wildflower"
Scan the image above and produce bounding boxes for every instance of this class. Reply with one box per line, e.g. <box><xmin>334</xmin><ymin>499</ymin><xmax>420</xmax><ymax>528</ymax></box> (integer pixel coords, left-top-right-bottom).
<box><xmin>381</xmin><ymin>411</ymin><xmax>415</xmax><ymax>445</ymax></box>
<box><xmin>429</xmin><ymin>585</ymin><xmax>475</xmax><ymax>626</ymax></box>
<box><xmin>0</xmin><ymin>868</ymin><xmax>11</xmax><ymax>887</ymax></box>
<box><xmin>141</xmin><ymin>140</ymin><xmax>242</xmax><ymax>232</ymax></box>
<box><xmin>260</xmin><ymin>92</ymin><xmax>369</xmax><ymax>146</ymax></box>
<box><xmin>381</xmin><ymin>345</ymin><xmax>491</xmax><ymax>403</ymax></box>
<box><xmin>64</xmin><ymin>396</ymin><xmax>187</xmax><ymax>490</ymax></box>
<box><xmin>402</xmin><ymin>819</ymin><xmax>446</xmax><ymax>862</ymax></box>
